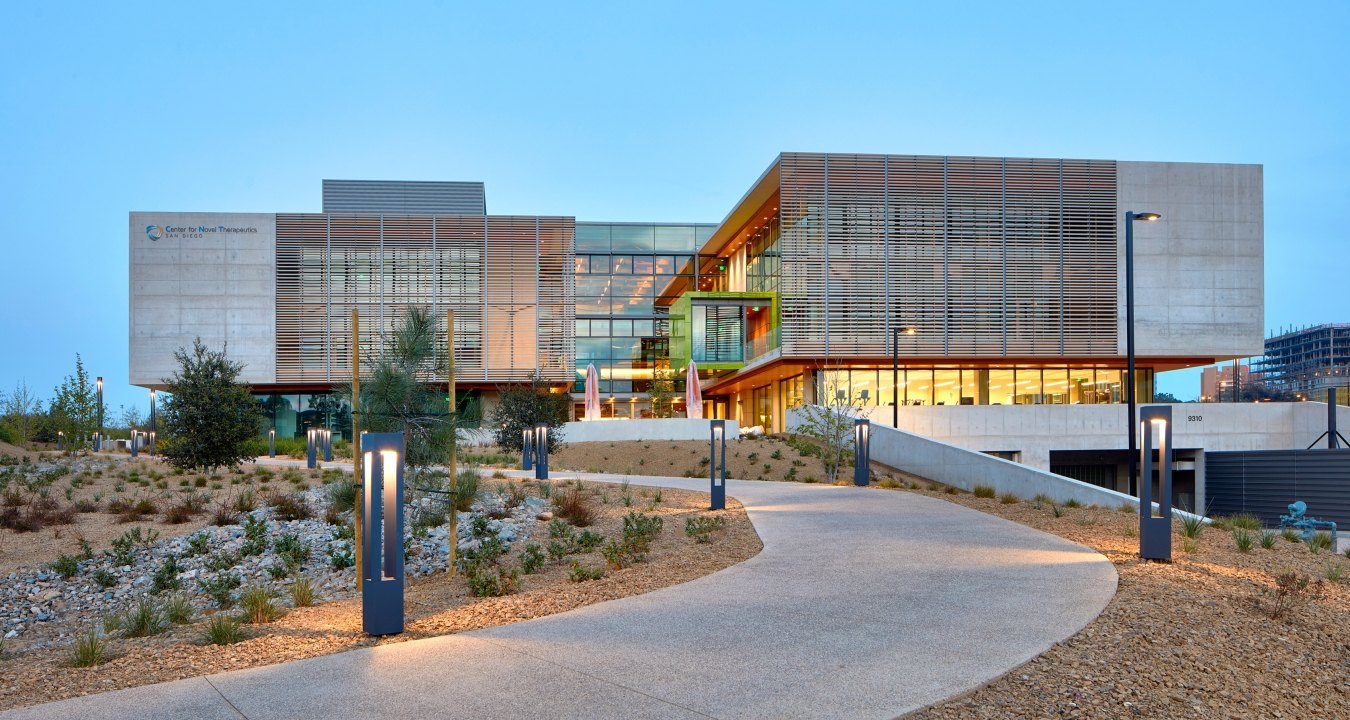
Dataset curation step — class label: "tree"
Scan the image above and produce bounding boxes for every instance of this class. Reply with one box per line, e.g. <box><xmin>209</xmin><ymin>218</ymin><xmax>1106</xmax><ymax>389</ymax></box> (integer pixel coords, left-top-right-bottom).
<box><xmin>491</xmin><ymin>375</ymin><xmax>569</xmax><ymax>453</ymax></box>
<box><xmin>1</xmin><ymin>380</ymin><xmax>42</xmax><ymax>445</ymax></box>
<box><xmin>49</xmin><ymin>354</ymin><xmax>102</xmax><ymax>444</ymax></box>
<box><xmin>1153</xmin><ymin>391</ymin><xmax>1182</xmax><ymax>403</ymax></box>
<box><xmin>115</xmin><ymin>404</ymin><xmax>145</xmax><ymax>431</ymax></box>
<box><xmin>793</xmin><ymin>368</ymin><xmax>867</xmax><ymax>485</ymax></box>
<box><xmin>647</xmin><ymin>367</ymin><xmax>677</xmax><ymax>419</ymax></box>
<box><xmin>158</xmin><ymin>338</ymin><xmax>263</xmax><ymax>472</ymax></box>
<box><xmin>341</xmin><ymin>307</ymin><xmax>456</xmax><ymax>482</ymax></box>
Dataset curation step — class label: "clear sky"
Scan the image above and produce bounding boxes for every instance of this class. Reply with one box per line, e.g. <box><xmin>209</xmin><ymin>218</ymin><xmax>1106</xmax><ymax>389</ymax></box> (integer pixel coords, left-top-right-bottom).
<box><xmin>2</xmin><ymin>1</ymin><xmax>1346</xmax><ymax>414</ymax></box>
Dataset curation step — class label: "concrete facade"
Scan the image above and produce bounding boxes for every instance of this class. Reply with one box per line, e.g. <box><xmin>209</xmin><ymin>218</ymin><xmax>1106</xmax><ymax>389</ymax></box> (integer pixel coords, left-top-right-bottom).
<box><xmin>1117</xmin><ymin>161</ymin><xmax>1264</xmax><ymax>358</ymax></box>
<box><xmin>129</xmin><ymin>212</ymin><xmax>276</xmax><ymax>387</ymax></box>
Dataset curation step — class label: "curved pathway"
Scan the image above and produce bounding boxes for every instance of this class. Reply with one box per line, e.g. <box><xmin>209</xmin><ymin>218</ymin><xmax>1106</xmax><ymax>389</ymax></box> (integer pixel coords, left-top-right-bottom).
<box><xmin>2</xmin><ymin>475</ymin><xmax>1116</xmax><ymax>720</ymax></box>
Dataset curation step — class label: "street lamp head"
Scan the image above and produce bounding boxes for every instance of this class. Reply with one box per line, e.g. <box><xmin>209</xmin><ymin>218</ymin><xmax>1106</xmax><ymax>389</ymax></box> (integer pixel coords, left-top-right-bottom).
<box><xmin>1131</xmin><ymin>212</ymin><xmax>1162</xmax><ymax>222</ymax></box>
<box><xmin>901</xmin><ymin>326</ymin><xmax>916</xmax><ymax>335</ymax></box>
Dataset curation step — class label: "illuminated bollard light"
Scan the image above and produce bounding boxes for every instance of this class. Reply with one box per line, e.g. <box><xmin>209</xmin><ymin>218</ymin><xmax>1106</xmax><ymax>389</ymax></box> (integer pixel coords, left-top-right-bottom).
<box><xmin>268</xmin><ymin>428</ymin><xmax>276</xmax><ymax>458</ymax></box>
<box><xmin>322</xmin><ymin>428</ymin><xmax>333</xmax><ymax>462</ymax></box>
<box><xmin>1139</xmin><ymin>405</ymin><xmax>1174</xmax><ymax>562</ymax></box>
<box><xmin>306</xmin><ymin>428</ymin><xmax>317</xmax><ymax>469</ymax></box>
<box><xmin>521</xmin><ymin>428</ymin><xmax>533</xmax><ymax>472</ymax></box>
<box><xmin>533</xmin><ymin>423</ymin><xmax>549</xmax><ymax>480</ymax></box>
<box><xmin>853</xmin><ymin>418</ymin><xmax>871</xmax><ymax>487</ymax></box>
<box><xmin>709</xmin><ymin>419</ymin><xmax>726</xmax><ymax>511</ymax></box>
<box><xmin>361</xmin><ymin>432</ymin><xmax>405</xmax><ymax>636</ymax></box>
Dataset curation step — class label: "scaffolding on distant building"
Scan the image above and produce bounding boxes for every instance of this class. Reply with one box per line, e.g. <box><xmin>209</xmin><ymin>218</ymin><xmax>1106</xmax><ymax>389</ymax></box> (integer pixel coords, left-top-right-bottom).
<box><xmin>1254</xmin><ymin>323</ymin><xmax>1350</xmax><ymax>404</ymax></box>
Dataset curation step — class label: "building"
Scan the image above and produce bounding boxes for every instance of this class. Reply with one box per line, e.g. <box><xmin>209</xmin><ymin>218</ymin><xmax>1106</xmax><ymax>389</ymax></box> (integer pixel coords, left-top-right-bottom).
<box><xmin>1254</xmin><ymin>323</ymin><xmax>1350</xmax><ymax>405</ymax></box>
<box><xmin>1200</xmin><ymin>362</ymin><xmax>1262</xmax><ymax>403</ymax></box>
<box><xmin>130</xmin><ymin>153</ymin><xmax>1271</xmax><ymax>506</ymax></box>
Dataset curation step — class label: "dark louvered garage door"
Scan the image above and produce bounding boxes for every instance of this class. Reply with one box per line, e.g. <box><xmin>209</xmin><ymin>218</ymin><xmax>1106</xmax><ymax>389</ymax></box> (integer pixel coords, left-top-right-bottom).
<box><xmin>1206</xmin><ymin>449</ymin><xmax>1350</xmax><ymax>526</ymax></box>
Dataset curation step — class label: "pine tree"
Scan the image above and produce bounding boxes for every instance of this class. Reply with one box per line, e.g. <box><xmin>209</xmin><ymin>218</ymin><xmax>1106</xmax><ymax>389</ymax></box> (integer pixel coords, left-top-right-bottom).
<box><xmin>158</xmin><ymin>339</ymin><xmax>262</xmax><ymax>472</ymax></box>
<box><xmin>49</xmin><ymin>354</ymin><xmax>101</xmax><ymax>443</ymax></box>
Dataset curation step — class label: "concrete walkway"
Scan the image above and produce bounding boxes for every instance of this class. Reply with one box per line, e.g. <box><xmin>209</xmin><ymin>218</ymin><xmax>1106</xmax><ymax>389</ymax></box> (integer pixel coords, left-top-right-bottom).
<box><xmin>2</xmin><ymin>474</ymin><xmax>1117</xmax><ymax>720</ymax></box>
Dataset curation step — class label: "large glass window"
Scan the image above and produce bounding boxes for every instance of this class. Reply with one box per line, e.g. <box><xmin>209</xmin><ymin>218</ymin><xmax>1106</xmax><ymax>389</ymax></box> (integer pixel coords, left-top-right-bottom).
<box><xmin>611</xmin><ymin>225</ymin><xmax>654</xmax><ymax>252</ymax></box>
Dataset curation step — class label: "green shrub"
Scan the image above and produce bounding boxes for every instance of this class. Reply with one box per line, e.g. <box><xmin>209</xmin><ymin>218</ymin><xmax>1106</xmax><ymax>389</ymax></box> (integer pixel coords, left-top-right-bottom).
<box><xmin>1179</xmin><ymin>515</ymin><xmax>1204</xmax><ymax>539</ymax></box>
<box><xmin>269</xmin><ymin>492</ymin><xmax>311</xmax><ymax>521</ymax></box>
<box><xmin>998</xmin><ymin>492</ymin><xmax>1020</xmax><ymax>505</ymax></box>
<box><xmin>1260</xmin><ymin>531</ymin><xmax>1278</xmax><ymax>549</ymax></box>
<box><xmin>164</xmin><ymin>594</ymin><xmax>194</xmax><ymax>624</ymax></box>
<box><xmin>554</xmin><ymin>486</ymin><xmax>594</xmax><ymax>527</ymax></box>
<box><xmin>1227</xmin><ymin>513</ymin><xmax>1263</xmax><ymax>531</ymax></box>
<box><xmin>1233</xmin><ymin>528</ymin><xmax>1255</xmax><ymax>553</ymax></box>
<box><xmin>466</xmin><ymin>565</ymin><xmax>519</xmax><ymax>597</ymax></box>
<box><xmin>453</xmin><ymin>468</ymin><xmax>480</xmax><ymax>512</ymax></box>
<box><xmin>202</xmin><ymin>616</ymin><xmax>246</xmax><ymax>645</ymax></box>
<box><xmin>69</xmin><ymin>630</ymin><xmax>111</xmax><ymax>667</ymax></box>
<box><xmin>290</xmin><ymin>576</ymin><xmax>315</xmax><ymax>607</ymax></box>
<box><xmin>327</xmin><ymin>477</ymin><xmax>356</xmax><ymax>509</ymax></box>
<box><xmin>568</xmin><ymin>561</ymin><xmax>604</xmax><ymax>582</ymax></box>
<box><xmin>240</xmin><ymin>514</ymin><xmax>268</xmax><ymax>556</ymax></box>
<box><xmin>1305</xmin><ymin>532</ymin><xmax>1333</xmax><ymax>555</ymax></box>
<box><xmin>328</xmin><ymin>544</ymin><xmax>354</xmax><ymax>569</ymax></box>
<box><xmin>238</xmin><ymin>587</ymin><xmax>282</xmax><ymax>623</ymax></box>
<box><xmin>233</xmin><ymin>490</ymin><xmax>257</xmax><ymax>513</ymax></box>
<box><xmin>121</xmin><ymin>598</ymin><xmax>166</xmax><ymax>637</ymax></box>
<box><xmin>548</xmin><ymin>517</ymin><xmax>572</xmax><ymax>539</ymax></box>
<box><xmin>520</xmin><ymin>543</ymin><xmax>545</xmax><ymax>574</ymax></box>
<box><xmin>972</xmin><ymin>485</ymin><xmax>995</xmax><ymax>499</ymax></box>
<box><xmin>274</xmin><ymin>532</ymin><xmax>308</xmax><ymax>568</ymax></box>
<box><xmin>1052</xmin><ymin>505</ymin><xmax>1064</xmax><ymax>518</ymax></box>
<box><xmin>685</xmin><ymin>515</ymin><xmax>726</xmax><ymax>543</ymax></box>
<box><xmin>50</xmin><ymin>553</ymin><xmax>79</xmax><ymax>579</ymax></box>
<box><xmin>576</xmin><ymin>529</ymin><xmax>605</xmax><ymax>551</ymax></box>
<box><xmin>185</xmin><ymin>533</ymin><xmax>210</xmax><ymax>557</ymax></box>
<box><xmin>151</xmin><ymin>554</ymin><xmax>183</xmax><ymax>593</ymax></box>
<box><xmin>1282</xmin><ymin>528</ymin><xmax>1302</xmax><ymax>543</ymax></box>
<box><xmin>93</xmin><ymin>568</ymin><xmax>117</xmax><ymax>589</ymax></box>
<box><xmin>1063</xmin><ymin>498</ymin><xmax>1082</xmax><ymax>508</ymax></box>
<box><xmin>1325</xmin><ymin>563</ymin><xmax>1344</xmax><ymax>583</ymax></box>
<box><xmin>1182</xmin><ymin>537</ymin><xmax>1198</xmax><ymax>553</ymax></box>
<box><xmin>198</xmin><ymin>572</ymin><xmax>242</xmax><ymax>608</ymax></box>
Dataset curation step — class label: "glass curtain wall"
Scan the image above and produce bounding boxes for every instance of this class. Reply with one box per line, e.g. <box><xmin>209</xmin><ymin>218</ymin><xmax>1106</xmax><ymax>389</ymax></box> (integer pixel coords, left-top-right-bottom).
<box><xmin>823</xmin><ymin>367</ymin><xmax>1154</xmax><ymax>406</ymax></box>
<box><xmin>574</xmin><ymin>223</ymin><xmax>715</xmax><ymax>416</ymax></box>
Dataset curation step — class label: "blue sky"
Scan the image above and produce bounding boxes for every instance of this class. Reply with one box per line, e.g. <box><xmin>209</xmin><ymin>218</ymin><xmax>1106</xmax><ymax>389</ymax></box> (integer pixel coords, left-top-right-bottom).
<box><xmin>2</xmin><ymin>1</ymin><xmax>1346</xmax><ymax>412</ymax></box>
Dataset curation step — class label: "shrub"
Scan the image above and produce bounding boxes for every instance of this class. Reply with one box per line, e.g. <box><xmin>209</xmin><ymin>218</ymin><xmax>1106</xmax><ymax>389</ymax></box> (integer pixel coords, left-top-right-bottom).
<box><xmin>685</xmin><ymin>515</ymin><xmax>726</xmax><ymax>543</ymax></box>
<box><xmin>238</xmin><ymin>587</ymin><xmax>283</xmax><ymax>623</ymax></box>
<box><xmin>50</xmin><ymin>553</ymin><xmax>80</xmax><ymax>579</ymax></box>
<box><xmin>1305</xmin><ymin>532</ymin><xmax>1333</xmax><ymax>555</ymax></box>
<box><xmin>198</xmin><ymin>572</ymin><xmax>242</xmax><ymax>608</ymax></box>
<box><xmin>240</xmin><ymin>514</ymin><xmax>268</xmax><ymax>556</ymax></box>
<box><xmin>568</xmin><ymin>561</ymin><xmax>604</xmax><ymax>582</ymax></box>
<box><xmin>269</xmin><ymin>492</ymin><xmax>311</xmax><ymax>521</ymax></box>
<box><xmin>1260</xmin><ymin>531</ymin><xmax>1278</xmax><ymax>549</ymax></box>
<box><xmin>185</xmin><ymin>532</ymin><xmax>210</xmax><ymax>557</ymax></box>
<box><xmin>453</xmin><ymin>468</ymin><xmax>480</xmax><ymax>512</ymax></box>
<box><xmin>93</xmin><ymin>568</ymin><xmax>117</xmax><ymax>589</ymax></box>
<box><xmin>69</xmin><ymin>630</ymin><xmax>111</xmax><ymax>667</ymax></box>
<box><xmin>164</xmin><ymin>594</ymin><xmax>194</xmax><ymax>624</ymax></box>
<box><xmin>1233</xmin><ymin>528</ymin><xmax>1255</xmax><ymax>553</ymax></box>
<box><xmin>520</xmin><ymin>543</ymin><xmax>545</xmax><ymax>574</ymax></box>
<box><xmin>878</xmin><ymin>478</ymin><xmax>901</xmax><ymax>489</ymax></box>
<box><xmin>328</xmin><ymin>544</ymin><xmax>354</xmax><ymax>569</ymax></box>
<box><xmin>152</xmin><ymin>554</ymin><xmax>183</xmax><ymax>593</ymax></box>
<box><xmin>1326</xmin><ymin>563</ymin><xmax>1344</xmax><ymax>583</ymax></box>
<box><xmin>205</xmin><ymin>550</ymin><xmax>240</xmax><ymax>572</ymax></box>
<box><xmin>1182</xmin><ymin>537</ymin><xmax>1198</xmax><ymax>553</ymax></box>
<box><xmin>1052</xmin><ymin>505</ymin><xmax>1064</xmax><ymax>518</ymax></box>
<box><xmin>1179</xmin><ymin>515</ymin><xmax>1204</xmax><ymax>539</ymax></box>
<box><xmin>327</xmin><ymin>476</ymin><xmax>356</xmax><ymax>509</ymax></box>
<box><xmin>1226</xmin><ymin>513</ymin><xmax>1263</xmax><ymax>531</ymax></box>
<box><xmin>554</xmin><ymin>486</ymin><xmax>595</xmax><ymax>527</ymax></box>
<box><xmin>576</xmin><ymin>529</ymin><xmax>605</xmax><ymax>551</ymax></box>
<box><xmin>1063</xmin><ymin>498</ymin><xmax>1082</xmax><ymax>509</ymax></box>
<box><xmin>202</xmin><ymin>616</ymin><xmax>246</xmax><ymax>645</ymax></box>
<box><xmin>548</xmin><ymin>517</ymin><xmax>572</xmax><ymax>539</ymax></box>
<box><xmin>1260</xmin><ymin>570</ymin><xmax>1322</xmax><ymax>620</ymax></box>
<box><xmin>211</xmin><ymin>501</ymin><xmax>240</xmax><ymax>527</ymax></box>
<box><xmin>290</xmin><ymin>576</ymin><xmax>315</xmax><ymax>607</ymax></box>
<box><xmin>466</xmin><ymin>566</ymin><xmax>519</xmax><ymax>597</ymax></box>
<box><xmin>972</xmin><ymin>485</ymin><xmax>995</xmax><ymax>499</ymax></box>
<box><xmin>274</xmin><ymin>532</ymin><xmax>309</xmax><ymax>568</ymax></box>
<box><xmin>999</xmin><ymin>492</ymin><xmax>1020</xmax><ymax>505</ymax></box>
<box><xmin>121</xmin><ymin>598</ymin><xmax>166</xmax><ymax>637</ymax></box>
<box><xmin>232</xmin><ymin>490</ymin><xmax>257</xmax><ymax>513</ymax></box>
<box><xmin>1281</xmin><ymin>528</ymin><xmax>1302</xmax><ymax>543</ymax></box>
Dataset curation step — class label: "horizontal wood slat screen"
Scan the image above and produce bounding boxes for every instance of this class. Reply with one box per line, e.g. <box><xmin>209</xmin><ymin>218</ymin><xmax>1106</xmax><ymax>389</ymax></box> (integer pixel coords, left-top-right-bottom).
<box><xmin>777</xmin><ymin>153</ymin><xmax>1117</xmax><ymax>359</ymax></box>
<box><xmin>276</xmin><ymin>214</ymin><xmax>574</xmax><ymax>384</ymax></box>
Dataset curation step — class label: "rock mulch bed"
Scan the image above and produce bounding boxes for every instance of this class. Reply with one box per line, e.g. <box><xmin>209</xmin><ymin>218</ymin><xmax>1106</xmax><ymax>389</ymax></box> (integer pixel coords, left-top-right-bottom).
<box><xmin>0</xmin><ymin>477</ymin><xmax>760</xmax><ymax>712</ymax></box>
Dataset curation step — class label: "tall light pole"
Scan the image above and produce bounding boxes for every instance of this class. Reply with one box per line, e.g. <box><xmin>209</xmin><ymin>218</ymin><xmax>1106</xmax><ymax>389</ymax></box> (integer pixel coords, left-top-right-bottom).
<box><xmin>1125</xmin><ymin>211</ymin><xmax>1161</xmax><ymax>497</ymax></box>
<box><xmin>96</xmin><ymin>376</ymin><xmax>103</xmax><ymax>451</ymax></box>
<box><xmin>892</xmin><ymin>326</ymin><xmax>916</xmax><ymax>427</ymax></box>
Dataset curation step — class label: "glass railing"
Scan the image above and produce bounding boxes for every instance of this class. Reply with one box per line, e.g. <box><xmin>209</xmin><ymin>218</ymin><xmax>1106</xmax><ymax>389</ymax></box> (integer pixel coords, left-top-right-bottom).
<box><xmin>745</xmin><ymin>327</ymin><xmax>780</xmax><ymax>362</ymax></box>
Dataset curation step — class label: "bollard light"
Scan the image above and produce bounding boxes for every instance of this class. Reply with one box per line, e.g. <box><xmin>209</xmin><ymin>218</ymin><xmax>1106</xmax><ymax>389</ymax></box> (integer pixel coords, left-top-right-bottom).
<box><xmin>57</xmin><ymin>431</ymin><xmax>64</xmax><ymax>451</ymax></box>
<box><xmin>522</xmin><ymin>427</ymin><xmax>533</xmax><ymax>471</ymax></box>
<box><xmin>360</xmin><ymin>432</ymin><xmax>405</xmax><ymax>636</ymax></box>
<box><xmin>148</xmin><ymin>431</ymin><xmax>156</xmax><ymax>457</ymax></box>
<box><xmin>1138</xmin><ymin>405</ymin><xmax>1173</xmax><ymax>562</ymax></box>
<box><xmin>322</xmin><ymin>428</ymin><xmax>333</xmax><ymax>462</ymax></box>
<box><xmin>533</xmin><ymin>423</ymin><xmax>549</xmax><ymax>480</ymax></box>
<box><xmin>306</xmin><ymin>428</ymin><xmax>317</xmax><ymax>469</ymax></box>
<box><xmin>130</xmin><ymin>431</ymin><xmax>140</xmax><ymax>458</ymax></box>
<box><xmin>149</xmin><ymin>389</ymin><xmax>157</xmax><ymax>456</ymax></box>
<box><xmin>709</xmin><ymin>419</ymin><xmax>727</xmax><ymax>510</ymax></box>
<box><xmin>268</xmin><ymin>427</ymin><xmax>276</xmax><ymax>458</ymax></box>
<box><xmin>96</xmin><ymin>377</ymin><xmax>103</xmax><ymax>452</ymax></box>
<box><xmin>853</xmin><ymin>418</ymin><xmax>871</xmax><ymax>486</ymax></box>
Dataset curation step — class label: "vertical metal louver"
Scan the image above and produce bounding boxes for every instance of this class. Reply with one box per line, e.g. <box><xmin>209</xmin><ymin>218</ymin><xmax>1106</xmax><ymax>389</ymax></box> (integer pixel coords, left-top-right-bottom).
<box><xmin>275</xmin><ymin>213</ymin><xmax>573</xmax><ymax>384</ymax></box>
<box><xmin>777</xmin><ymin>152</ymin><xmax>1118</xmax><ymax>359</ymax></box>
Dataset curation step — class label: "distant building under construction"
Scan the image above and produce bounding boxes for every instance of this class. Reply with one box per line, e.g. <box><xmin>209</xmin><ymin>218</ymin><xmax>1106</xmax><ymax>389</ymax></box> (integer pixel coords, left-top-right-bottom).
<box><xmin>1255</xmin><ymin>323</ymin><xmax>1350</xmax><ymax>404</ymax></box>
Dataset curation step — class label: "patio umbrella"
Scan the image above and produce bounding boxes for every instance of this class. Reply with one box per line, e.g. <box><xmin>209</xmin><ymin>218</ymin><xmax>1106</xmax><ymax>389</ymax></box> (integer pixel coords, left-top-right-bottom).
<box><xmin>584</xmin><ymin>363</ymin><xmax>601</xmax><ymax>421</ymax></box>
<box><xmin>685</xmin><ymin>361</ymin><xmax>703</xmax><ymax>419</ymax></box>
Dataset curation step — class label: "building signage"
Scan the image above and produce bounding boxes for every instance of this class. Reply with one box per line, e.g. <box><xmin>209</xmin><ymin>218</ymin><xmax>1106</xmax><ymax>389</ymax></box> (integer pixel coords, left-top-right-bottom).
<box><xmin>146</xmin><ymin>223</ymin><xmax>261</xmax><ymax>241</ymax></box>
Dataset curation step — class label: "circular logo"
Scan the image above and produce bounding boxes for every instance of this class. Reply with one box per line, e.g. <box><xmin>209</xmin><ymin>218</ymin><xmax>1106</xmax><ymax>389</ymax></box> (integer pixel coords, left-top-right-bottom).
<box><xmin>146</xmin><ymin>224</ymin><xmax>162</xmax><ymax>241</ymax></box>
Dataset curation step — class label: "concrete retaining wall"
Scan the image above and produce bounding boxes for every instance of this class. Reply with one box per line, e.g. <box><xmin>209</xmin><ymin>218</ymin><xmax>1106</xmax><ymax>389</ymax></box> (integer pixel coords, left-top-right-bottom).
<box><xmin>787</xmin><ymin>406</ymin><xmax>1199</xmax><ymax>515</ymax></box>
<box><xmin>560</xmin><ymin>418</ymin><xmax>741</xmax><ymax>444</ymax></box>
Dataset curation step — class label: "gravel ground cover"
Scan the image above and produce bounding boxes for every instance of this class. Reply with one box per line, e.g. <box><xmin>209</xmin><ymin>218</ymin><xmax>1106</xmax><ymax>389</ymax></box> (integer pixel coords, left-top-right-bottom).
<box><xmin>0</xmin><ymin>459</ymin><xmax>759</xmax><ymax>713</ymax></box>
